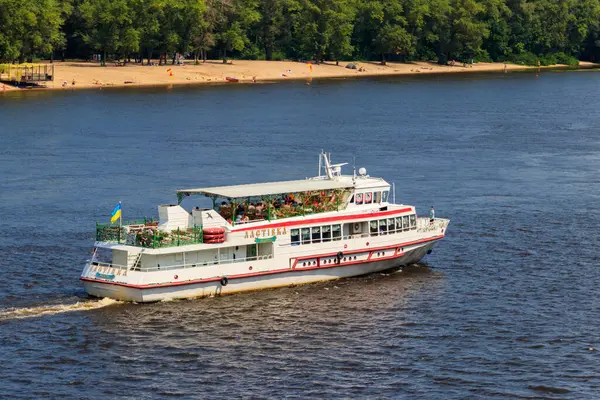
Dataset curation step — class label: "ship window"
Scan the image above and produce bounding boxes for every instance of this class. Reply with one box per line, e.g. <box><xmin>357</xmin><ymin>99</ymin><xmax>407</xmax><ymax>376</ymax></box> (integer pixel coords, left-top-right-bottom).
<box><xmin>379</xmin><ymin>219</ymin><xmax>387</xmax><ymax>234</ymax></box>
<box><xmin>410</xmin><ymin>214</ymin><xmax>416</xmax><ymax>229</ymax></box>
<box><xmin>312</xmin><ymin>227</ymin><xmax>321</xmax><ymax>243</ymax></box>
<box><xmin>355</xmin><ymin>193</ymin><xmax>363</xmax><ymax>205</ymax></box>
<box><xmin>374</xmin><ymin>192</ymin><xmax>382</xmax><ymax>203</ymax></box>
<box><xmin>349</xmin><ymin>194</ymin><xmax>354</xmax><ymax>203</ymax></box>
<box><xmin>332</xmin><ymin>224</ymin><xmax>341</xmax><ymax>240</ymax></box>
<box><xmin>396</xmin><ymin>217</ymin><xmax>402</xmax><ymax>230</ymax></box>
<box><xmin>370</xmin><ymin>220</ymin><xmax>378</xmax><ymax>234</ymax></box>
<box><xmin>291</xmin><ymin>229</ymin><xmax>300</xmax><ymax>245</ymax></box>
<box><xmin>322</xmin><ymin>225</ymin><xmax>331</xmax><ymax>242</ymax></box>
<box><xmin>94</xmin><ymin>247</ymin><xmax>112</xmax><ymax>263</ymax></box>
<box><xmin>382</xmin><ymin>191</ymin><xmax>389</xmax><ymax>202</ymax></box>
<box><xmin>301</xmin><ymin>228</ymin><xmax>310</xmax><ymax>244</ymax></box>
<box><xmin>365</xmin><ymin>192</ymin><xmax>373</xmax><ymax>204</ymax></box>
<box><xmin>175</xmin><ymin>252</ymin><xmax>183</xmax><ymax>262</ymax></box>
<box><xmin>388</xmin><ymin>218</ymin><xmax>395</xmax><ymax>232</ymax></box>
<box><xmin>403</xmin><ymin>216</ymin><xmax>409</xmax><ymax>231</ymax></box>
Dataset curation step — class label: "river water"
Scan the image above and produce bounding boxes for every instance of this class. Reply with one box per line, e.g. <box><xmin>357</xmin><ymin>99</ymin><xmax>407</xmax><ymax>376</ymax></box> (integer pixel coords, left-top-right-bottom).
<box><xmin>1</xmin><ymin>70</ymin><xmax>600</xmax><ymax>398</ymax></box>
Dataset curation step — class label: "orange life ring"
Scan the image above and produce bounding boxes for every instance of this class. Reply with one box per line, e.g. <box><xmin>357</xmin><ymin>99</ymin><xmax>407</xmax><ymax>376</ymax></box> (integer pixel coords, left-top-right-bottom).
<box><xmin>203</xmin><ymin>227</ymin><xmax>225</xmax><ymax>235</ymax></box>
<box><xmin>203</xmin><ymin>233</ymin><xmax>225</xmax><ymax>240</ymax></box>
<box><xmin>365</xmin><ymin>192</ymin><xmax>372</xmax><ymax>202</ymax></box>
<box><xmin>205</xmin><ymin>238</ymin><xmax>225</xmax><ymax>244</ymax></box>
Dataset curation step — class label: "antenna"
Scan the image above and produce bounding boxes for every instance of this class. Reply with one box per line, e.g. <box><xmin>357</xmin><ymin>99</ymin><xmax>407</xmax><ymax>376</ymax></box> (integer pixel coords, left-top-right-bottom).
<box><xmin>392</xmin><ymin>182</ymin><xmax>396</xmax><ymax>204</ymax></box>
<box><xmin>318</xmin><ymin>152</ymin><xmax>322</xmax><ymax>177</ymax></box>
<box><xmin>353</xmin><ymin>156</ymin><xmax>356</xmax><ymax>180</ymax></box>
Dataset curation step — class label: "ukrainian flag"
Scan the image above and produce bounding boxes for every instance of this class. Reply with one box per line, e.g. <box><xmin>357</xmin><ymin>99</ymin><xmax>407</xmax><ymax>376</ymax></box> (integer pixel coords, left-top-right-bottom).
<box><xmin>110</xmin><ymin>202</ymin><xmax>122</xmax><ymax>224</ymax></box>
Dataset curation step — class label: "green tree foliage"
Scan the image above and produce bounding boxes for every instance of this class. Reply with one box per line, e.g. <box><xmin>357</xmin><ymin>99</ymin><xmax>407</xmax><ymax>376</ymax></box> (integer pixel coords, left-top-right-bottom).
<box><xmin>79</xmin><ymin>0</ymin><xmax>139</xmax><ymax>63</ymax></box>
<box><xmin>2</xmin><ymin>0</ymin><xmax>600</xmax><ymax>64</ymax></box>
<box><xmin>0</xmin><ymin>0</ymin><xmax>65</xmax><ymax>62</ymax></box>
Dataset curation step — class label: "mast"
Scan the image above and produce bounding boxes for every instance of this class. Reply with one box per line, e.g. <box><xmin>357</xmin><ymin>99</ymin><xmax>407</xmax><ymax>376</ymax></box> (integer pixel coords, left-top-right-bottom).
<box><xmin>322</xmin><ymin>151</ymin><xmax>333</xmax><ymax>179</ymax></box>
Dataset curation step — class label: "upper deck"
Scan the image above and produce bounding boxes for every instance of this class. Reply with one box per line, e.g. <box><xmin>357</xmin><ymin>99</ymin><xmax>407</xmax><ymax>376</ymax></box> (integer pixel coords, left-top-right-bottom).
<box><xmin>95</xmin><ymin>152</ymin><xmax>399</xmax><ymax>250</ymax></box>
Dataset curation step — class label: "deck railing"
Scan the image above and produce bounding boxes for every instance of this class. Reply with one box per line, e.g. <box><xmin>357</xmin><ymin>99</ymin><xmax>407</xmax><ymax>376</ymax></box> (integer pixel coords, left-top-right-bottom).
<box><xmin>89</xmin><ymin>254</ymin><xmax>273</xmax><ymax>273</ymax></box>
<box><xmin>95</xmin><ymin>220</ymin><xmax>204</xmax><ymax>248</ymax></box>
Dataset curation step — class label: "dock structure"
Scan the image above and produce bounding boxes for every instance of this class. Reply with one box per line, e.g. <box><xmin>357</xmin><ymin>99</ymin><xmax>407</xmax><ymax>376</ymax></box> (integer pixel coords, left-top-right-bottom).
<box><xmin>0</xmin><ymin>64</ymin><xmax>54</xmax><ymax>85</ymax></box>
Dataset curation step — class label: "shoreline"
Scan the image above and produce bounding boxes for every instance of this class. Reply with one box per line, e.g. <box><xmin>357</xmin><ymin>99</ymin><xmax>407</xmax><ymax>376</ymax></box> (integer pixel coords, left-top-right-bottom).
<box><xmin>2</xmin><ymin>60</ymin><xmax>599</xmax><ymax>94</ymax></box>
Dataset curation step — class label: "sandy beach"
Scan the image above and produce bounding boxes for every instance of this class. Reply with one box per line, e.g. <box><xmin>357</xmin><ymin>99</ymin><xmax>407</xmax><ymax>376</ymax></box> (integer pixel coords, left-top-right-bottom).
<box><xmin>1</xmin><ymin>60</ymin><xmax>598</xmax><ymax>93</ymax></box>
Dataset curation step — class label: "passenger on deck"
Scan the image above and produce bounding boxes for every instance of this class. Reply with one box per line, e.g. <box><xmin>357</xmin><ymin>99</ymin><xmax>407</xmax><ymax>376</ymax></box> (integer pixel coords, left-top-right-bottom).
<box><xmin>236</xmin><ymin>204</ymin><xmax>245</xmax><ymax>215</ymax></box>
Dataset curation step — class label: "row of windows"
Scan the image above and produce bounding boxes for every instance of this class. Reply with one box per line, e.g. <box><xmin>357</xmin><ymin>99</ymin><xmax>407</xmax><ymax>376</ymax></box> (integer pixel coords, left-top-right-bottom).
<box><xmin>370</xmin><ymin>215</ymin><xmax>416</xmax><ymax>234</ymax></box>
<box><xmin>351</xmin><ymin>190</ymin><xmax>390</xmax><ymax>205</ymax></box>
<box><xmin>289</xmin><ymin>214</ymin><xmax>417</xmax><ymax>245</ymax></box>
<box><xmin>291</xmin><ymin>224</ymin><xmax>342</xmax><ymax>245</ymax></box>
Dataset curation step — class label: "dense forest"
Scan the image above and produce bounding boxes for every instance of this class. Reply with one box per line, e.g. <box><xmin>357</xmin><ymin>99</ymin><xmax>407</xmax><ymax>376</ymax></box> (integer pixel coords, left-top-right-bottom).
<box><xmin>1</xmin><ymin>0</ymin><xmax>599</xmax><ymax>65</ymax></box>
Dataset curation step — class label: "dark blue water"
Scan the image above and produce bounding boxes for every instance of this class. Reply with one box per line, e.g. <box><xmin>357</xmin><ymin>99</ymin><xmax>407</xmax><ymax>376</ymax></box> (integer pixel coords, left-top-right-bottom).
<box><xmin>1</xmin><ymin>71</ymin><xmax>600</xmax><ymax>398</ymax></box>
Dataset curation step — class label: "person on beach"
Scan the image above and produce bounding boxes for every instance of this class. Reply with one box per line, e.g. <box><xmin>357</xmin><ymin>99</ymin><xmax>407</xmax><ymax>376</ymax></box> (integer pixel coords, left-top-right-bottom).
<box><xmin>504</xmin><ymin>63</ymin><xmax>507</xmax><ymax>73</ymax></box>
<box><xmin>429</xmin><ymin>206</ymin><xmax>435</xmax><ymax>223</ymax></box>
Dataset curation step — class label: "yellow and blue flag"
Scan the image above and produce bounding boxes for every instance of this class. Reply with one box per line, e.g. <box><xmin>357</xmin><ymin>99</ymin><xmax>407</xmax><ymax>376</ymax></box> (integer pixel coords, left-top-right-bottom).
<box><xmin>110</xmin><ymin>202</ymin><xmax>122</xmax><ymax>224</ymax></box>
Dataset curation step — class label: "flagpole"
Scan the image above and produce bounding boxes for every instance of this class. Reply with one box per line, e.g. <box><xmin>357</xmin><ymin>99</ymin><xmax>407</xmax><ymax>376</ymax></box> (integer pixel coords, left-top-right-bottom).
<box><xmin>119</xmin><ymin>201</ymin><xmax>122</xmax><ymax>229</ymax></box>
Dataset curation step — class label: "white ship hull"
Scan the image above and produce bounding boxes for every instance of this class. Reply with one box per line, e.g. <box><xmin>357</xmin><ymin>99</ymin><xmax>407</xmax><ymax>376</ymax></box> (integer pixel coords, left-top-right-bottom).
<box><xmin>82</xmin><ymin>240</ymin><xmax>438</xmax><ymax>302</ymax></box>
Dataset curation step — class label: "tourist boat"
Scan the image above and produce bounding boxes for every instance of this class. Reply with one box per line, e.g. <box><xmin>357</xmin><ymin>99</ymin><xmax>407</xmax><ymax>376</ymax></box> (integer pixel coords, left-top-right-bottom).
<box><xmin>81</xmin><ymin>153</ymin><xmax>450</xmax><ymax>302</ymax></box>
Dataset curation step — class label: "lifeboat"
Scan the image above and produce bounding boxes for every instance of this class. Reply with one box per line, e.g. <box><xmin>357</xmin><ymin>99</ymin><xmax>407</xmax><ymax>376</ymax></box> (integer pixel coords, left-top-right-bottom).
<box><xmin>225</xmin><ymin>77</ymin><xmax>239</xmax><ymax>83</ymax></box>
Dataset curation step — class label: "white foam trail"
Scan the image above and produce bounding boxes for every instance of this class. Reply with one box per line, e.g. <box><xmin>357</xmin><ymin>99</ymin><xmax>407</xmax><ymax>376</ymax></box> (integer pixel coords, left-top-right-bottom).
<box><xmin>0</xmin><ymin>297</ymin><xmax>122</xmax><ymax>320</ymax></box>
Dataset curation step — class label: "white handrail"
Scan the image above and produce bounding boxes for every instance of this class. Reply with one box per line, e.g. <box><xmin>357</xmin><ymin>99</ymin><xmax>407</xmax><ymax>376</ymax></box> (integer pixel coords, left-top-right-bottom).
<box><xmin>88</xmin><ymin>254</ymin><xmax>274</xmax><ymax>273</ymax></box>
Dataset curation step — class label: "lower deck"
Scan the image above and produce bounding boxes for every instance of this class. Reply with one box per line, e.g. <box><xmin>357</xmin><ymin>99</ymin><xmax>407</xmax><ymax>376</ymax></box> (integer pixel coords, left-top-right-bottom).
<box><xmin>82</xmin><ymin>218</ymin><xmax>449</xmax><ymax>301</ymax></box>
<box><xmin>82</xmin><ymin>240</ymin><xmax>438</xmax><ymax>302</ymax></box>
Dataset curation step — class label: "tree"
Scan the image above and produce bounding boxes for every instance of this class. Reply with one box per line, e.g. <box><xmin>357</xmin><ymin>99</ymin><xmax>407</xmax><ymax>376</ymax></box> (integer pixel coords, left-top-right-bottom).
<box><xmin>374</xmin><ymin>24</ymin><xmax>414</xmax><ymax>63</ymax></box>
<box><xmin>256</xmin><ymin>0</ymin><xmax>284</xmax><ymax>60</ymax></box>
<box><xmin>0</xmin><ymin>0</ymin><xmax>66</xmax><ymax>62</ymax></box>
<box><xmin>355</xmin><ymin>0</ymin><xmax>415</xmax><ymax>64</ymax></box>
<box><xmin>326</xmin><ymin>0</ymin><xmax>355</xmax><ymax>64</ymax></box>
<box><xmin>79</xmin><ymin>0</ymin><xmax>139</xmax><ymax>64</ymax></box>
<box><xmin>214</xmin><ymin>0</ymin><xmax>260</xmax><ymax>63</ymax></box>
<box><xmin>481</xmin><ymin>0</ymin><xmax>511</xmax><ymax>60</ymax></box>
<box><xmin>440</xmin><ymin>0</ymin><xmax>488</xmax><ymax>62</ymax></box>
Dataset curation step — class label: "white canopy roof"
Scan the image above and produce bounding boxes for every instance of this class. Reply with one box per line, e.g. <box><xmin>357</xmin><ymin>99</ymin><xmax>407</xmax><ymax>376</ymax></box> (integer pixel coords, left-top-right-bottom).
<box><xmin>178</xmin><ymin>178</ymin><xmax>353</xmax><ymax>199</ymax></box>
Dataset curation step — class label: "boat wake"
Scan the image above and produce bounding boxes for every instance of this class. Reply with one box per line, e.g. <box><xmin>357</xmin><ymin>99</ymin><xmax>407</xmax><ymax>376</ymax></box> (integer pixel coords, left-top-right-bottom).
<box><xmin>0</xmin><ymin>297</ymin><xmax>122</xmax><ymax>321</ymax></box>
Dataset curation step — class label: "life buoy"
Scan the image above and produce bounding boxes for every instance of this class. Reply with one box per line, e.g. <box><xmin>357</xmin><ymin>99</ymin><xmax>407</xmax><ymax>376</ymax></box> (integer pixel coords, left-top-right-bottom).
<box><xmin>205</xmin><ymin>238</ymin><xmax>225</xmax><ymax>244</ymax></box>
<box><xmin>203</xmin><ymin>227</ymin><xmax>225</xmax><ymax>235</ymax></box>
<box><xmin>220</xmin><ymin>276</ymin><xmax>228</xmax><ymax>286</ymax></box>
<box><xmin>365</xmin><ymin>192</ymin><xmax>372</xmax><ymax>203</ymax></box>
<box><xmin>203</xmin><ymin>233</ymin><xmax>225</xmax><ymax>240</ymax></box>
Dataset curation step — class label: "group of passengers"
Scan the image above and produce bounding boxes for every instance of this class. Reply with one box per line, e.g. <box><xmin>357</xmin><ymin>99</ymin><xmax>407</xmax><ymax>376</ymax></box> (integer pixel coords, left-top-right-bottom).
<box><xmin>219</xmin><ymin>201</ymin><xmax>267</xmax><ymax>224</ymax></box>
<box><xmin>219</xmin><ymin>195</ymin><xmax>305</xmax><ymax>224</ymax></box>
